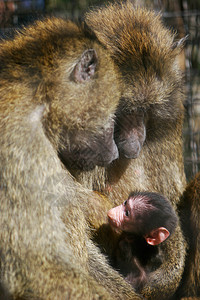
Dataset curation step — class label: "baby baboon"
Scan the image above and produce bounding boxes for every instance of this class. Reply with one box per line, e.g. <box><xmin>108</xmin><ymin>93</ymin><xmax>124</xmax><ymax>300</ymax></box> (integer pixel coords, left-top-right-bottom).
<box><xmin>83</xmin><ymin>1</ymin><xmax>188</xmax><ymax>299</ymax></box>
<box><xmin>108</xmin><ymin>192</ymin><xmax>177</xmax><ymax>292</ymax></box>
<box><xmin>0</xmin><ymin>17</ymin><xmax>143</xmax><ymax>300</ymax></box>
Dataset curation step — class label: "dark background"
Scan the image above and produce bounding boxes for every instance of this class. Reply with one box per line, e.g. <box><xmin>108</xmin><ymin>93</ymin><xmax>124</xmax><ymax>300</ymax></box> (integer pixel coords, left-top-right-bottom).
<box><xmin>1</xmin><ymin>0</ymin><xmax>199</xmax><ymax>181</ymax></box>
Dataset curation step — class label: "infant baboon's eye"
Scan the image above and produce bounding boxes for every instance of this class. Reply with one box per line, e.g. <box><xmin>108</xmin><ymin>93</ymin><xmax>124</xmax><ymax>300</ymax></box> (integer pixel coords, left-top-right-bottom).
<box><xmin>125</xmin><ymin>210</ymin><xmax>130</xmax><ymax>217</ymax></box>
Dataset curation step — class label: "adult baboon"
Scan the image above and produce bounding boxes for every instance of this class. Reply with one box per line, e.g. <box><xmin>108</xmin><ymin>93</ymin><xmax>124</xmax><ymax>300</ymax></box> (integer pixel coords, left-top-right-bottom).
<box><xmin>0</xmin><ymin>17</ymin><xmax>143</xmax><ymax>299</ymax></box>
<box><xmin>176</xmin><ymin>172</ymin><xmax>200</xmax><ymax>298</ymax></box>
<box><xmin>82</xmin><ymin>1</ymin><xmax>188</xmax><ymax>299</ymax></box>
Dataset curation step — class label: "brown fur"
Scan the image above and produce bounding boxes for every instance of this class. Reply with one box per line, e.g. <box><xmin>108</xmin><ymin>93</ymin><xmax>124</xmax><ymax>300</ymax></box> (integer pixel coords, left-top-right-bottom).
<box><xmin>82</xmin><ymin>1</ymin><xmax>187</xmax><ymax>299</ymax></box>
<box><xmin>176</xmin><ymin>172</ymin><xmax>200</xmax><ymax>298</ymax></box>
<box><xmin>0</xmin><ymin>17</ymin><xmax>143</xmax><ymax>299</ymax></box>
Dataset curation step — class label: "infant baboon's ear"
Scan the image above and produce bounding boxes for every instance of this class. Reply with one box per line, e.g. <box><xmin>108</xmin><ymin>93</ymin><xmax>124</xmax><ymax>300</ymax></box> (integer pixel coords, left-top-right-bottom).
<box><xmin>72</xmin><ymin>49</ymin><xmax>98</xmax><ymax>83</ymax></box>
<box><xmin>145</xmin><ymin>227</ymin><xmax>170</xmax><ymax>246</ymax></box>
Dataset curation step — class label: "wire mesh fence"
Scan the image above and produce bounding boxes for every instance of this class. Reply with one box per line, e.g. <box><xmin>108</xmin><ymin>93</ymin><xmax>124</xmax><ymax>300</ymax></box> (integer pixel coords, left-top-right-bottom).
<box><xmin>0</xmin><ymin>0</ymin><xmax>199</xmax><ymax>181</ymax></box>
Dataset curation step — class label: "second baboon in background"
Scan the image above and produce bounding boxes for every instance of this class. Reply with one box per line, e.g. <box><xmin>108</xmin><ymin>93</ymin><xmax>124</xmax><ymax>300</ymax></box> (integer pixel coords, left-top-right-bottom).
<box><xmin>82</xmin><ymin>1</ymin><xmax>188</xmax><ymax>299</ymax></box>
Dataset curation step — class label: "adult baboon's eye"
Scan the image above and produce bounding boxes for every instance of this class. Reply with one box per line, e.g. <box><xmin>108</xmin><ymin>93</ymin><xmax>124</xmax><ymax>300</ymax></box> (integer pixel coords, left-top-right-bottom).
<box><xmin>123</xmin><ymin>200</ymin><xmax>127</xmax><ymax>206</ymax></box>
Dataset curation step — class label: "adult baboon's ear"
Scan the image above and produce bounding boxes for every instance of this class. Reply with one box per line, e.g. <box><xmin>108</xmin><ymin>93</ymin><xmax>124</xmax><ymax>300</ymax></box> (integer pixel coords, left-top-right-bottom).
<box><xmin>172</xmin><ymin>35</ymin><xmax>188</xmax><ymax>53</ymax></box>
<box><xmin>72</xmin><ymin>49</ymin><xmax>98</xmax><ymax>83</ymax></box>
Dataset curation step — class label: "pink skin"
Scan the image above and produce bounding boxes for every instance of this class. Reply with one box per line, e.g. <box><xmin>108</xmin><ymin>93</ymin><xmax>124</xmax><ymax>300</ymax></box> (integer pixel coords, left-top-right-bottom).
<box><xmin>107</xmin><ymin>197</ymin><xmax>137</xmax><ymax>232</ymax></box>
<box><xmin>107</xmin><ymin>197</ymin><xmax>170</xmax><ymax>246</ymax></box>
